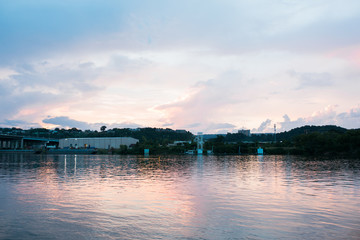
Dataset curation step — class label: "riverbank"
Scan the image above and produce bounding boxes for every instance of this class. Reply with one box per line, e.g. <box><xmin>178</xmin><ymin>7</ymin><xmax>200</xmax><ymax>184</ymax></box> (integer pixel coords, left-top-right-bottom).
<box><xmin>1</xmin><ymin>145</ymin><xmax>359</xmax><ymax>158</ymax></box>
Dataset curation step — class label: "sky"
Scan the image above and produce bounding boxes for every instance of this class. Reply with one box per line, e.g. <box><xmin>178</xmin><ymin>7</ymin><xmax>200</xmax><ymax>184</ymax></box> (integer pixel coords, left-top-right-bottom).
<box><xmin>0</xmin><ymin>0</ymin><xmax>360</xmax><ymax>133</ymax></box>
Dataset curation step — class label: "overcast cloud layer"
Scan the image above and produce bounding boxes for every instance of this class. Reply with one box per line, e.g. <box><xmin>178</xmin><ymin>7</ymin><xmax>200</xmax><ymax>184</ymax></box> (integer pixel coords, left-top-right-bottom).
<box><xmin>1</xmin><ymin>0</ymin><xmax>359</xmax><ymax>133</ymax></box>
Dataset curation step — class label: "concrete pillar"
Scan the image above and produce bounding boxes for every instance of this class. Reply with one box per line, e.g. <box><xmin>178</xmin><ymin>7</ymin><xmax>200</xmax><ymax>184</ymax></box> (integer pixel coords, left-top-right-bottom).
<box><xmin>0</xmin><ymin>140</ymin><xmax>2</xmax><ymax>149</ymax></box>
<box><xmin>21</xmin><ymin>139</ymin><xmax>24</xmax><ymax>149</ymax></box>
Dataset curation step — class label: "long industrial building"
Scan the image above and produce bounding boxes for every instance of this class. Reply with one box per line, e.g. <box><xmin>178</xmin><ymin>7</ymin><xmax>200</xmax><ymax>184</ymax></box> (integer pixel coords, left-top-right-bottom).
<box><xmin>59</xmin><ymin>137</ymin><xmax>139</xmax><ymax>149</ymax></box>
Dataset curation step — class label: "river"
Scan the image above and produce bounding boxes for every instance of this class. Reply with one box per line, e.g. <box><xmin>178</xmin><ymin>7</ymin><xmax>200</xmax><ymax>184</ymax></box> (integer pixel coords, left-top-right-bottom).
<box><xmin>0</xmin><ymin>153</ymin><xmax>359</xmax><ymax>239</ymax></box>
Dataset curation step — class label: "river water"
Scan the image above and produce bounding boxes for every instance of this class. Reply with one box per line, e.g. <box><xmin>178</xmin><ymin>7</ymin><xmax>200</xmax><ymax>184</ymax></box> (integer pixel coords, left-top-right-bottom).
<box><xmin>0</xmin><ymin>153</ymin><xmax>359</xmax><ymax>239</ymax></box>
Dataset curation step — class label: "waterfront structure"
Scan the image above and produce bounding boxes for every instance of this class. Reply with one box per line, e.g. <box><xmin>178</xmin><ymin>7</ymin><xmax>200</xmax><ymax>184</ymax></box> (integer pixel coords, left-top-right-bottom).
<box><xmin>144</xmin><ymin>149</ymin><xmax>150</xmax><ymax>155</ymax></box>
<box><xmin>0</xmin><ymin>135</ymin><xmax>23</xmax><ymax>149</ymax></box>
<box><xmin>0</xmin><ymin>134</ymin><xmax>59</xmax><ymax>150</ymax></box>
<box><xmin>59</xmin><ymin>137</ymin><xmax>139</xmax><ymax>149</ymax></box>
<box><xmin>195</xmin><ymin>132</ymin><xmax>204</xmax><ymax>155</ymax></box>
<box><xmin>167</xmin><ymin>140</ymin><xmax>191</xmax><ymax>147</ymax></box>
<box><xmin>185</xmin><ymin>150</ymin><xmax>195</xmax><ymax>155</ymax></box>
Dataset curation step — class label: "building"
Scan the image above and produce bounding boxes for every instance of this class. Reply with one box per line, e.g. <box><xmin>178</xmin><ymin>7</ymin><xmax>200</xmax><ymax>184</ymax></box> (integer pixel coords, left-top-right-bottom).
<box><xmin>238</xmin><ymin>129</ymin><xmax>251</xmax><ymax>136</ymax></box>
<box><xmin>59</xmin><ymin>137</ymin><xmax>139</xmax><ymax>149</ymax></box>
<box><xmin>0</xmin><ymin>134</ymin><xmax>59</xmax><ymax>150</ymax></box>
<box><xmin>167</xmin><ymin>140</ymin><xmax>191</xmax><ymax>147</ymax></box>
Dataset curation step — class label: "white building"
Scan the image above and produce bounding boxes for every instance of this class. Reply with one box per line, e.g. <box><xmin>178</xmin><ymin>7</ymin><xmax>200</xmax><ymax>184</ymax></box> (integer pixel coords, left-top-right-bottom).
<box><xmin>167</xmin><ymin>140</ymin><xmax>191</xmax><ymax>146</ymax></box>
<box><xmin>59</xmin><ymin>137</ymin><xmax>139</xmax><ymax>149</ymax></box>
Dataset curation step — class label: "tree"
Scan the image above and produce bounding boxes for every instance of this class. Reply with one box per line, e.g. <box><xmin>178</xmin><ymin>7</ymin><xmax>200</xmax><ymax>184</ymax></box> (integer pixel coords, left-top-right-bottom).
<box><xmin>100</xmin><ymin>126</ymin><xmax>107</xmax><ymax>132</ymax></box>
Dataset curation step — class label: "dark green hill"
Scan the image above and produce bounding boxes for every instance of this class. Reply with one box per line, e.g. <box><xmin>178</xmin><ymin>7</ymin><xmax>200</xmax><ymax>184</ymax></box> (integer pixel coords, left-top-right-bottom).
<box><xmin>0</xmin><ymin>126</ymin><xmax>193</xmax><ymax>144</ymax></box>
<box><xmin>277</xmin><ymin>125</ymin><xmax>347</xmax><ymax>141</ymax></box>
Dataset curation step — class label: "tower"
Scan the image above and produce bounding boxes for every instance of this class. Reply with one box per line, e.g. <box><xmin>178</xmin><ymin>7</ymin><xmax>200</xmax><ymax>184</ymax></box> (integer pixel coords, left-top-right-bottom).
<box><xmin>274</xmin><ymin>124</ymin><xmax>277</xmax><ymax>143</ymax></box>
<box><xmin>196</xmin><ymin>132</ymin><xmax>204</xmax><ymax>155</ymax></box>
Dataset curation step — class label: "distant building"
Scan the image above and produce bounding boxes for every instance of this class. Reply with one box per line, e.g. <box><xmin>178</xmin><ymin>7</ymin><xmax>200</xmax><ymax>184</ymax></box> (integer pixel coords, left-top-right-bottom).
<box><xmin>238</xmin><ymin>129</ymin><xmax>251</xmax><ymax>136</ymax></box>
<box><xmin>59</xmin><ymin>137</ymin><xmax>139</xmax><ymax>149</ymax></box>
<box><xmin>168</xmin><ymin>140</ymin><xmax>191</xmax><ymax>147</ymax></box>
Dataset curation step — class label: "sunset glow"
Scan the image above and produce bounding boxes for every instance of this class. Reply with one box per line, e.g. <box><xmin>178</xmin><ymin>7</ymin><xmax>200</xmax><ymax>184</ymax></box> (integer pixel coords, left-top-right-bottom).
<box><xmin>1</xmin><ymin>0</ymin><xmax>359</xmax><ymax>133</ymax></box>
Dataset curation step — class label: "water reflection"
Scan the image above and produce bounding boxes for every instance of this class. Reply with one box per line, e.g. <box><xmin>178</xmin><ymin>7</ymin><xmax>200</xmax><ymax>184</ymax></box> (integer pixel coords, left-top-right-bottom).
<box><xmin>0</xmin><ymin>153</ymin><xmax>360</xmax><ymax>239</ymax></box>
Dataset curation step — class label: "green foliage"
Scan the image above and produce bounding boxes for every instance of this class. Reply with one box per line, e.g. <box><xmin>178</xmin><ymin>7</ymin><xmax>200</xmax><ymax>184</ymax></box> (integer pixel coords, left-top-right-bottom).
<box><xmin>0</xmin><ymin>127</ymin><xmax>193</xmax><ymax>143</ymax></box>
<box><xmin>277</xmin><ymin>125</ymin><xmax>347</xmax><ymax>142</ymax></box>
<box><xmin>202</xmin><ymin>126</ymin><xmax>360</xmax><ymax>157</ymax></box>
<box><xmin>1</xmin><ymin>125</ymin><xmax>359</xmax><ymax>157</ymax></box>
<box><xmin>293</xmin><ymin>129</ymin><xmax>360</xmax><ymax>157</ymax></box>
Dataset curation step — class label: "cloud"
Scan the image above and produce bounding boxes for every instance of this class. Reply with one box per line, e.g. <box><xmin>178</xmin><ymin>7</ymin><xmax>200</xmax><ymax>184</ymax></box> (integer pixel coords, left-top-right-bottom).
<box><xmin>333</xmin><ymin>106</ymin><xmax>360</xmax><ymax>129</ymax></box>
<box><xmin>0</xmin><ymin>86</ymin><xmax>62</xmax><ymax>121</ymax></box>
<box><xmin>283</xmin><ymin>114</ymin><xmax>291</xmax><ymax>123</ymax></box>
<box><xmin>278</xmin><ymin>105</ymin><xmax>360</xmax><ymax>131</ymax></box>
<box><xmin>288</xmin><ymin>70</ymin><xmax>333</xmax><ymax>89</ymax></box>
<box><xmin>154</xmin><ymin>71</ymin><xmax>246</xmax><ymax>132</ymax></box>
<box><xmin>205</xmin><ymin>123</ymin><xmax>237</xmax><ymax>134</ymax></box>
<box><xmin>179</xmin><ymin>122</ymin><xmax>237</xmax><ymax>134</ymax></box>
<box><xmin>2</xmin><ymin>0</ymin><xmax>360</xmax><ymax>65</ymax></box>
<box><xmin>0</xmin><ymin>119</ymin><xmax>41</xmax><ymax>129</ymax></box>
<box><xmin>107</xmin><ymin>54</ymin><xmax>151</xmax><ymax>72</ymax></box>
<box><xmin>162</xmin><ymin>122</ymin><xmax>174</xmax><ymax>127</ymax></box>
<box><xmin>0</xmin><ymin>68</ymin><xmax>17</xmax><ymax>80</ymax></box>
<box><xmin>253</xmin><ymin>119</ymin><xmax>272</xmax><ymax>133</ymax></box>
<box><xmin>106</xmin><ymin>122</ymin><xmax>143</xmax><ymax>129</ymax></box>
<box><xmin>0</xmin><ymin>60</ymin><xmax>105</xmax><ymax>125</ymax></box>
<box><xmin>43</xmin><ymin>116</ymin><xmax>92</xmax><ymax>129</ymax></box>
<box><xmin>1</xmin><ymin>0</ymin><xmax>360</xmax><ymax>132</ymax></box>
<box><xmin>184</xmin><ymin>123</ymin><xmax>202</xmax><ymax>129</ymax></box>
<box><xmin>0</xmin><ymin>0</ymin><xmax>134</xmax><ymax>64</ymax></box>
<box><xmin>42</xmin><ymin>116</ymin><xmax>143</xmax><ymax>130</ymax></box>
<box><xmin>278</xmin><ymin>115</ymin><xmax>306</xmax><ymax>132</ymax></box>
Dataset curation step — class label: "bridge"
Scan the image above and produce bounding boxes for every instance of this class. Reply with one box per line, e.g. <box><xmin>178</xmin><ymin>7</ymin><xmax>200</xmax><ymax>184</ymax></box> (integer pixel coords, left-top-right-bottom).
<box><xmin>0</xmin><ymin>134</ymin><xmax>59</xmax><ymax>150</ymax></box>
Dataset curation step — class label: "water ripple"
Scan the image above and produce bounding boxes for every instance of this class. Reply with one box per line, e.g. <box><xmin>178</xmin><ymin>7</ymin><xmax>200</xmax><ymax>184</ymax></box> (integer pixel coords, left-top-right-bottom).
<box><xmin>0</xmin><ymin>153</ymin><xmax>359</xmax><ymax>239</ymax></box>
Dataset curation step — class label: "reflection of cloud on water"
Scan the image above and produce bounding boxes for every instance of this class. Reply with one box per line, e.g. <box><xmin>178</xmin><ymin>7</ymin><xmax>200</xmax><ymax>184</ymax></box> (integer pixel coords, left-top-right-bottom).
<box><xmin>196</xmin><ymin>155</ymin><xmax>203</xmax><ymax>175</ymax></box>
<box><xmin>3</xmin><ymin>154</ymin><xmax>360</xmax><ymax>239</ymax></box>
<box><xmin>11</xmin><ymin>154</ymin><xmax>202</xmax><ymax>235</ymax></box>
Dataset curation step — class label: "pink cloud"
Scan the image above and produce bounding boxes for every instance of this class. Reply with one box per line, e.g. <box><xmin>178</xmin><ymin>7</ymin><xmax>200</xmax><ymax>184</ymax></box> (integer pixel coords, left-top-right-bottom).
<box><xmin>278</xmin><ymin>105</ymin><xmax>360</xmax><ymax>132</ymax></box>
<box><xmin>154</xmin><ymin>77</ymin><xmax>241</xmax><ymax>133</ymax></box>
<box><xmin>326</xmin><ymin>45</ymin><xmax>360</xmax><ymax>67</ymax></box>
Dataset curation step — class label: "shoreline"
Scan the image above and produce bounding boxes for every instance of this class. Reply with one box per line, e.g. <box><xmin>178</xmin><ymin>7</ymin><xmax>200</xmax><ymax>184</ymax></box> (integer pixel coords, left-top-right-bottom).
<box><xmin>0</xmin><ymin>149</ymin><xmax>359</xmax><ymax>159</ymax></box>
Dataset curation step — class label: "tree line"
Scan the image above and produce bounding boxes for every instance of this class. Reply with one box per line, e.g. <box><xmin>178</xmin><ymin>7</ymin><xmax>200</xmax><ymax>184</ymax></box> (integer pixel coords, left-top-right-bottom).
<box><xmin>1</xmin><ymin>125</ymin><xmax>359</xmax><ymax>157</ymax></box>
